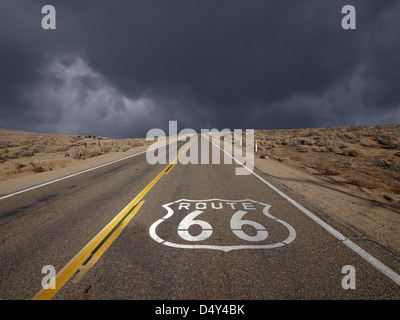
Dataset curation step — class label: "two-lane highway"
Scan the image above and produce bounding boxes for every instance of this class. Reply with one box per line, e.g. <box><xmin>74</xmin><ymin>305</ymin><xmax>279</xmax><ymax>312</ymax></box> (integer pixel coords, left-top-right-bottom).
<box><xmin>0</xmin><ymin>135</ymin><xmax>399</xmax><ymax>300</ymax></box>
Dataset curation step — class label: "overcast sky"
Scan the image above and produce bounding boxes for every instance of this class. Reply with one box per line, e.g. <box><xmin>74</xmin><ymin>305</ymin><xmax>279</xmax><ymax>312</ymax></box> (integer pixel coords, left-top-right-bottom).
<box><xmin>0</xmin><ymin>0</ymin><xmax>399</xmax><ymax>138</ymax></box>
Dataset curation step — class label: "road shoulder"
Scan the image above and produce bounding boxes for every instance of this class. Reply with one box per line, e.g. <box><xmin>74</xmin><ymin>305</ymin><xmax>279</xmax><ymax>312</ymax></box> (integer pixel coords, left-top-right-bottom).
<box><xmin>0</xmin><ymin>145</ymin><xmax>151</xmax><ymax>197</ymax></box>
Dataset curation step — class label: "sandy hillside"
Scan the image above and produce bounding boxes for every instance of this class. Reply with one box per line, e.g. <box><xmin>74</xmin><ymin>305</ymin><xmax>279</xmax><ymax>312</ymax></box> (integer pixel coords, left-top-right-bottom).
<box><xmin>0</xmin><ymin>129</ymin><xmax>153</xmax><ymax>195</ymax></box>
<box><xmin>253</xmin><ymin>125</ymin><xmax>400</xmax><ymax>204</ymax></box>
<box><xmin>251</xmin><ymin>125</ymin><xmax>400</xmax><ymax>254</ymax></box>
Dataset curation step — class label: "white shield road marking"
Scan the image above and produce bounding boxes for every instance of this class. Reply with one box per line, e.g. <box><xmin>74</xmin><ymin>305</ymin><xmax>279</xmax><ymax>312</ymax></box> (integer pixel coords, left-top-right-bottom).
<box><xmin>149</xmin><ymin>199</ymin><xmax>296</xmax><ymax>252</ymax></box>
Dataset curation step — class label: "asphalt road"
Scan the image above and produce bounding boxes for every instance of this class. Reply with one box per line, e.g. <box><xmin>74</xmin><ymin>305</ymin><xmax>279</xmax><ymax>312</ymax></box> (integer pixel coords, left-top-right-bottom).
<box><xmin>0</xmin><ymin>135</ymin><xmax>399</xmax><ymax>300</ymax></box>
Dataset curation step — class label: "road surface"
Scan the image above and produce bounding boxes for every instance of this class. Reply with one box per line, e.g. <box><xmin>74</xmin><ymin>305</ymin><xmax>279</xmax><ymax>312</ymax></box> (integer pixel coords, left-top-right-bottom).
<box><xmin>0</xmin><ymin>135</ymin><xmax>399</xmax><ymax>301</ymax></box>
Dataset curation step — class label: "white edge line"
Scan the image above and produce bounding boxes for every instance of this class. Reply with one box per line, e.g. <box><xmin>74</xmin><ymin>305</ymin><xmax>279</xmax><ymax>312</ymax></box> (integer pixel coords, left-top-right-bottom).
<box><xmin>0</xmin><ymin>143</ymin><xmax>168</xmax><ymax>201</ymax></box>
<box><xmin>210</xmin><ymin>139</ymin><xmax>400</xmax><ymax>286</ymax></box>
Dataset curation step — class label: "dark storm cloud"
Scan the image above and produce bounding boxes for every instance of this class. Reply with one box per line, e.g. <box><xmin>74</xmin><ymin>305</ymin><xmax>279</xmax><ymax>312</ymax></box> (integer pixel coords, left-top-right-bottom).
<box><xmin>0</xmin><ymin>0</ymin><xmax>399</xmax><ymax>138</ymax></box>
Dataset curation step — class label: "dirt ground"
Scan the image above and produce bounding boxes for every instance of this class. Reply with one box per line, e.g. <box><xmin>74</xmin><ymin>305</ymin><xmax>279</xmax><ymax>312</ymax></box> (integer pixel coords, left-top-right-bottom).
<box><xmin>0</xmin><ymin>129</ymin><xmax>152</xmax><ymax>196</ymax></box>
<box><xmin>251</xmin><ymin>125</ymin><xmax>400</xmax><ymax>255</ymax></box>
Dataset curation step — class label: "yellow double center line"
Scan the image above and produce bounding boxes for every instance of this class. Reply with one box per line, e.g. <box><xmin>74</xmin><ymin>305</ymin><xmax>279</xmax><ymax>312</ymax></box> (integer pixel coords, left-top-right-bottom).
<box><xmin>33</xmin><ymin>135</ymin><xmax>197</xmax><ymax>300</ymax></box>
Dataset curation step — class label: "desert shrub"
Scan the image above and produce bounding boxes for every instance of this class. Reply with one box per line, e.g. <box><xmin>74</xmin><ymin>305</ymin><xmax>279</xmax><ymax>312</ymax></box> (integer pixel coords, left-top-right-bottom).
<box><xmin>321</xmin><ymin>168</ymin><xmax>340</xmax><ymax>176</ymax></box>
<box><xmin>100</xmin><ymin>145</ymin><xmax>112</xmax><ymax>154</ymax></box>
<box><xmin>343</xmin><ymin>148</ymin><xmax>357</xmax><ymax>157</ymax></box>
<box><xmin>2</xmin><ymin>141</ymin><xmax>18</xmax><ymax>148</ymax></box>
<box><xmin>343</xmin><ymin>147</ymin><xmax>364</xmax><ymax>157</ymax></box>
<box><xmin>343</xmin><ymin>132</ymin><xmax>355</xmax><ymax>140</ymax></box>
<box><xmin>43</xmin><ymin>145</ymin><xmax>59</xmax><ymax>154</ymax></box>
<box><xmin>360</xmin><ymin>141</ymin><xmax>375</xmax><ymax>148</ymax></box>
<box><xmin>389</xmin><ymin>156</ymin><xmax>400</xmax><ymax>171</ymax></box>
<box><xmin>83</xmin><ymin>147</ymin><xmax>101</xmax><ymax>158</ymax></box>
<box><xmin>29</xmin><ymin>161</ymin><xmax>45</xmax><ymax>173</ymax></box>
<box><xmin>326</xmin><ymin>145</ymin><xmax>340</xmax><ymax>153</ymax></box>
<box><xmin>13</xmin><ymin>162</ymin><xmax>25</xmax><ymax>169</ymax></box>
<box><xmin>131</xmin><ymin>140</ymin><xmax>145</xmax><ymax>147</ymax></box>
<box><xmin>66</xmin><ymin>146</ymin><xmax>99</xmax><ymax>159</ymax></box>
<box><xmin>57</xmin><ymin>145</ymin><xmax>69</xmax><ymax>152</ymax></box>
<box><xmin>338</xmin><ymin>142</ymin><xmax>350</xmax><ymax>149</ymax></box>
<box><xmin>376</xmin><ymin>134</ymin><xmax>399</xmax><ymax>149</ymax></box>
<box><xmin>303</xmin><ymin>130</ymin><xmax>315</xmax><ymax>137</ymax></box>
<box><xmin>301</xmin><ymin>138</ymin><xmax>315</xmax><ymax>146</ymax></box>
<box><xmin>32</xmin><ymin>143</ymin><xmax>44</xmax><ymax>153</ymax></box>
<box><xmin>346</xmin><ymin>176</ymin><xmax>380</xmax><ymax>189</ymax></box>
<box><xmin>310</xmin><ymin>155</ymin><xmax>340</xmax><ymax>175</ymax></box>
<box><xmin>18</xmin><ymin>147</ymin><xmax>34</xmax><ymax>157</ymax></box>
<box><xmin>21</xmin><ymin>150</ymin><xmax>34</xmax><ymax>157</ymax></box>
<box><xmin>6</xmin><ymin>150</ymin><xmax>20</xmax><ymax>159</ymax></box>
<box><xmin>67</xmin><ymin>147</ymin><xmax>85</xmax><ymax>159</ymax></box>
<box><xmin>261</xmin><ymin>141</ymin><xmax>276</xmax><ymax>149</ymax></box>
